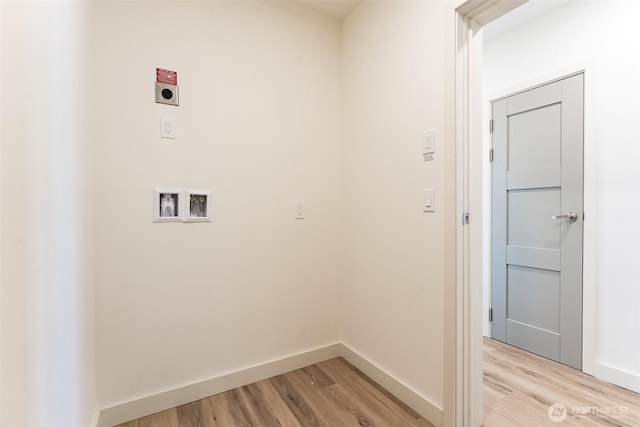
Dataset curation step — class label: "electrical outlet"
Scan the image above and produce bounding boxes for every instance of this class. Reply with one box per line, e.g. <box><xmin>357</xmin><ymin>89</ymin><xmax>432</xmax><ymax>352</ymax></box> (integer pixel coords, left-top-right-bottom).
<box><xmin>155</xmin><ymin>82</ymin><xmax>179</xmax><ymax>106</ymax></box>
<box><xmin>161</xmin><ymin>117</ymin><xmax>176</xmax><ymax>139</ymax></box>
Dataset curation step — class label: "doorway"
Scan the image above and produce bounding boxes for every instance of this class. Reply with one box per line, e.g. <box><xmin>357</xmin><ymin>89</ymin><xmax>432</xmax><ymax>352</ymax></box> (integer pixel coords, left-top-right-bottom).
<box><xmin>456</xmin><ymin>0</ymin><xmax>640</xmax><ymax>425</ymax></box>
<box><xmin>452</xmin><ymin>1</ymin><xmax>592</xmax><ymax>426</ymax></box>
<box><xmin>490</xmin><ymin>74</ymin><xmax>584</xmax><ymax>370</ymax></box>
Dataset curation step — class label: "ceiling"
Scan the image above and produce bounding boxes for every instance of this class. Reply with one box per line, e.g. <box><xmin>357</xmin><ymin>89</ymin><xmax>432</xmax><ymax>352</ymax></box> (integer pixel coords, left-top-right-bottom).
<box><xmin>288</xmin><ymin>0</ymin><xmax>573</xmax><ymax>36</ymax></box>
<box><xmin>483</xmin><ymin>0</ymin><xmax>574</xmax><ymax>44</ymax></box>
<box><xmin>293</xmin><ymin>0</ymin><xmax>360</xmax><ymax>21</ymax></box>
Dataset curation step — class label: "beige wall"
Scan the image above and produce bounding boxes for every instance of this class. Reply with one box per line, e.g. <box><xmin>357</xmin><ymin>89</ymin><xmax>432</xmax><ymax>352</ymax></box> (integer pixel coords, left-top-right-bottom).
<box><xmin>2</xmin><ymin>1</ymin><xmax>457</xmax><ymax>423</ymax></box>
<box><xmin>341</xmin><ymin>0</ymin><xmax>449</xmax><ymax>410</ymax></box>
<box><xmin>90</xmin><ymin>1</ymin><xmax>343</xmax><ymax>408</ymax></box>
<box><xmin>1</xmin><ymin>2</ymin><xmax>97</xmax><ymax>426</ymax></box>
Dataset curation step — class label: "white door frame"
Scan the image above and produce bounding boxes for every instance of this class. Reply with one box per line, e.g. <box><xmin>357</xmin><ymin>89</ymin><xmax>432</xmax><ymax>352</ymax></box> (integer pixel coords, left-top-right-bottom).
<box><xmin>452</xmin><ymin>1</ymin><xmax>528</xmax><ymax>426</ymax></box>
<box><xmin>452</xmin><ymin>0</ymin><xmax>636</xmax><ymax>424</ymax></box>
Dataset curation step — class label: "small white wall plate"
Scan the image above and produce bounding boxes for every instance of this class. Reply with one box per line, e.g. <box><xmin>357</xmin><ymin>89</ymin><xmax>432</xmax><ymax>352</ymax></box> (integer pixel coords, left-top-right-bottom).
<box><xmin>183</xmin><ymin>189</ymin><xmax>211</xmax><ymax>222</ymax></box>
<box><xmin>154</xmin><ymin>188</ymin><xmax>183</xmax><ymax>222</ymax></box>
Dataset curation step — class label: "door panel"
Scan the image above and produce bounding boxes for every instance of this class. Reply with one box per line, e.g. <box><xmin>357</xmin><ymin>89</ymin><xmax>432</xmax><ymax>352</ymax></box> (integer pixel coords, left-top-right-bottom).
<box><xmin>507</xmin><ymin>265</ymin><xmax>560</xmax><ymax>333</ymax></box>
<box><xmin>507</xmin><ymin>188</ymin><xmax>560</xmax><ymax>249</ymax></box>
<box><xmin>507</xmin><ymin>166</ymin><xmax>561</xmax><ymax>190</ymax></box>
<box><xmin>506</xmin><ymin>246</ymin><xmax>560</xmax><ymax>271</ymax></box>
<box><xmin>506</xmin><ymin>319</ymin><xmax>560</xmax><ymax>362</ymax></box>
<box><xmin>491</xmin><ymin>73</ymin><xmax>584</xmax><ymax>369</ymax></box>
<box><xmin>508</xmin><ymin>103</ymin><xmax>561</xmax><ymax>171</ymax></box>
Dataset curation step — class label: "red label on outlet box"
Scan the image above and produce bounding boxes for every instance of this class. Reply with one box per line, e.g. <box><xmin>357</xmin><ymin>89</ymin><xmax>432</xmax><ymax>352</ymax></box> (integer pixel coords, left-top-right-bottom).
<box><xmin>156</xmin><ymin>68</ymin><xmax>177</xmax><ymax>85</ymax></box>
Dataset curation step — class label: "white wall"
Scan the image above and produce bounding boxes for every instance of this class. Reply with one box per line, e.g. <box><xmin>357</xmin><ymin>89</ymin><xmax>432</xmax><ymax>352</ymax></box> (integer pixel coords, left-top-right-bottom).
<box><xmin>483</xmin><ymin>0</ymin><xmax>640</xmax><ymax>391</ymax></box>
<box><xmin>1</xmin><ymin>1</ymin><xmax>457</xmax><ymax>422</ymax></box>
<box><xmin>341</xmin><ymin>0</ymin><xmax>448</xmax><ymax>411</ymax></box>
<box><xmin>0</xmin><ymin>2</ymin><xmax>97</xmax><ymax>426</ymax></box>
<box><xmin>90</xmin><ymin>1</ymin><xmax>343</xmax><ymax>408</ymax></box>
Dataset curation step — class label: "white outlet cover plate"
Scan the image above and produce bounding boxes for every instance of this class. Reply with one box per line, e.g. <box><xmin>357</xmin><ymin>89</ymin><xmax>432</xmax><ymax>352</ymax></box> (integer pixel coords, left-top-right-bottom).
<box><xmin>161</xmin><ymin>116</ymin><xmax>176</xmax><ymax>139</ymax></box>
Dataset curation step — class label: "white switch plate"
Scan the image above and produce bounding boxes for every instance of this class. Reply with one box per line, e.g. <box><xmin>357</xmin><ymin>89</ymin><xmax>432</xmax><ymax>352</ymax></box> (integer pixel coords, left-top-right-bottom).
<box><xmin>423</xmin><ymin>130</ymin><xmax>434</xmax><ymax>151</ymax></box>
<box><xmin>161</xmin><ymin>116</ymin><xmax>176</xmax><ymax>139</ymax></box>
<box><xmin>423</xmin><ymin>129</ymin><xmax>435</xmax><ymax>162</ymax></box>
<box><xmin>423</xmin><ymin>188</ymin><xmax>435</xmax><ymax>212</ymax></box>
<box><xmin>295</xmin><ymin>201</ymin><xmax>305</xmax><ymax>219</ymax></box>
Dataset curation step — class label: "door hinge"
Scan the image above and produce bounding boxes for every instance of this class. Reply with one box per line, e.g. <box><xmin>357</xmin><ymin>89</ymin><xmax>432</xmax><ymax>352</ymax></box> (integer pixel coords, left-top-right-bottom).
<box><xmin>489</xmin><ymin>119</ymin><xmax>494</xmax><ymax>133</ymax></box>
<box><xmin>462</xmin><ymin>212</ymin><xmax>470</xmax><ymax>225</ymax></box>
<box><xmin>489</xmin><ymin>308</ymin><xmax>493</xmax><ymax>322</ymax></box>
<box><xmin>489</xmin><ymin>148</ymin><xmax>494</xmax><ymax>163</ymax></box>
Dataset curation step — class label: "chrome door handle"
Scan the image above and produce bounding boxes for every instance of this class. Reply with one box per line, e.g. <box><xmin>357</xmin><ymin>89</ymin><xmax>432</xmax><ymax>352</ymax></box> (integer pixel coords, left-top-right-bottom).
<box><xmin>552</xmin><ymin>211</ymin><xmax>578</xmax><ymax>222</ymax></box>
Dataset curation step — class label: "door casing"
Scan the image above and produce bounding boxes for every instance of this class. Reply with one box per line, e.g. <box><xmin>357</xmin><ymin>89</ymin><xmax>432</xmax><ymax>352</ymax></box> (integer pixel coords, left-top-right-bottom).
<box><xmin>453</xmin><ymin>1</ymin><xmax>599</xmax><ymax>427</ymax></box>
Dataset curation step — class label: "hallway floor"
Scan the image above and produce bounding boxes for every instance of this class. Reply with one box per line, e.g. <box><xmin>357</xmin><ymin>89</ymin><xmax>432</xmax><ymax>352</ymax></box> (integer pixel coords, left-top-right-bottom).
<box><xmin>483</xmin><ymin>337</ymin><xmax>640</xmax><ymax>426</ymax></box>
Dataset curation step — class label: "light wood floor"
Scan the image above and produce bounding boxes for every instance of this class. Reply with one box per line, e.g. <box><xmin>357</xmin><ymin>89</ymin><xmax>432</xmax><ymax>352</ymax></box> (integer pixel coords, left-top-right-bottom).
<box><xmin>484</xmin><ymin>337</ymin><xmax>640</xmax><ymax>426</ymax></box>
<box><xmin>114</xmin><ymin>357</ymin><xmax>433</xmax><ymax>427</ymax></box>
<box><xmin>115</xmin><ymin>340</ymin><xmax>640</xmax><ymax>427</ymax></box>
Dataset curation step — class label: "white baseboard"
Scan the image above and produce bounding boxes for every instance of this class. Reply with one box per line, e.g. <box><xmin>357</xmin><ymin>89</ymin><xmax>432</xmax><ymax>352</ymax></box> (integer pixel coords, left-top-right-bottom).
<box><xmin>97</xmin><ymin>343</ymin><xmax>341</xmax><ymax>427</ymax></box>
<box><xmin>90</xmin><ymin>409</ymin><xmax>100</xmax><ymax>427</ymax></box>
<box><xmin>339</xmin><ymin>345</ymin><xmax>443</xmax><ymax>427</ymax></box>
<box><xmin>592</xmin><ymin>361</ymin><xmax>640</xmax><ymax>394</ymax></box>
<box><xmin>97</xmin><ymin>343</ymin><xmax>443</xmax><ymax>427</ymax></box>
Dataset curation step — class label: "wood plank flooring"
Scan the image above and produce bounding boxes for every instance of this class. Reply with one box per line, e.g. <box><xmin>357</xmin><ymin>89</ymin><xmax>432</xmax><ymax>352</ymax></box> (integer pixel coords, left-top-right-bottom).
<box><xmin>114</xmin><ymin>357</ymin><xmax>433</xmax><ymax>427</ymax></box>
<box><xmin>484</xmin><ymin>337</ymin><xmax>640</xmax><ymax>426</ymax></box>
<box><xmin>115</xmin><ymin>339</ymin><xmax>640</xmax><ymax>427</ymax></box>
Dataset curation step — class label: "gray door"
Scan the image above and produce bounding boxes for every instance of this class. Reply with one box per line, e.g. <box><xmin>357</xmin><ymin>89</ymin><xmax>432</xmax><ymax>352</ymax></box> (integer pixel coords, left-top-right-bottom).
<box><xmin>491</xmin><ymin>73</ymin><xmax>583</xmax><ymax>370</ymax></box>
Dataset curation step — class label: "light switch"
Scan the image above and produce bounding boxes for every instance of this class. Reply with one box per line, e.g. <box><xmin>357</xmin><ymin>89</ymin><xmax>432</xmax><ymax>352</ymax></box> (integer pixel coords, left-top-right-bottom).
<box><xmin>423</xmin><ymin>130</ymin><xmax>434</xmax><ymax>151</ymax></box>
<box><xmin>423</xmin><ymin>188</ymin><xmax>435</xmax><ymax>212</ymax></box>
<box><xmin>295</xmin><ymin>201</ymin><xmax>305</xmax><ymax>219</ymax></box>
<box><xmin>423</xmin><ymin>130</ymin><xmax>435</xmax><ymax>162</ymax></box>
